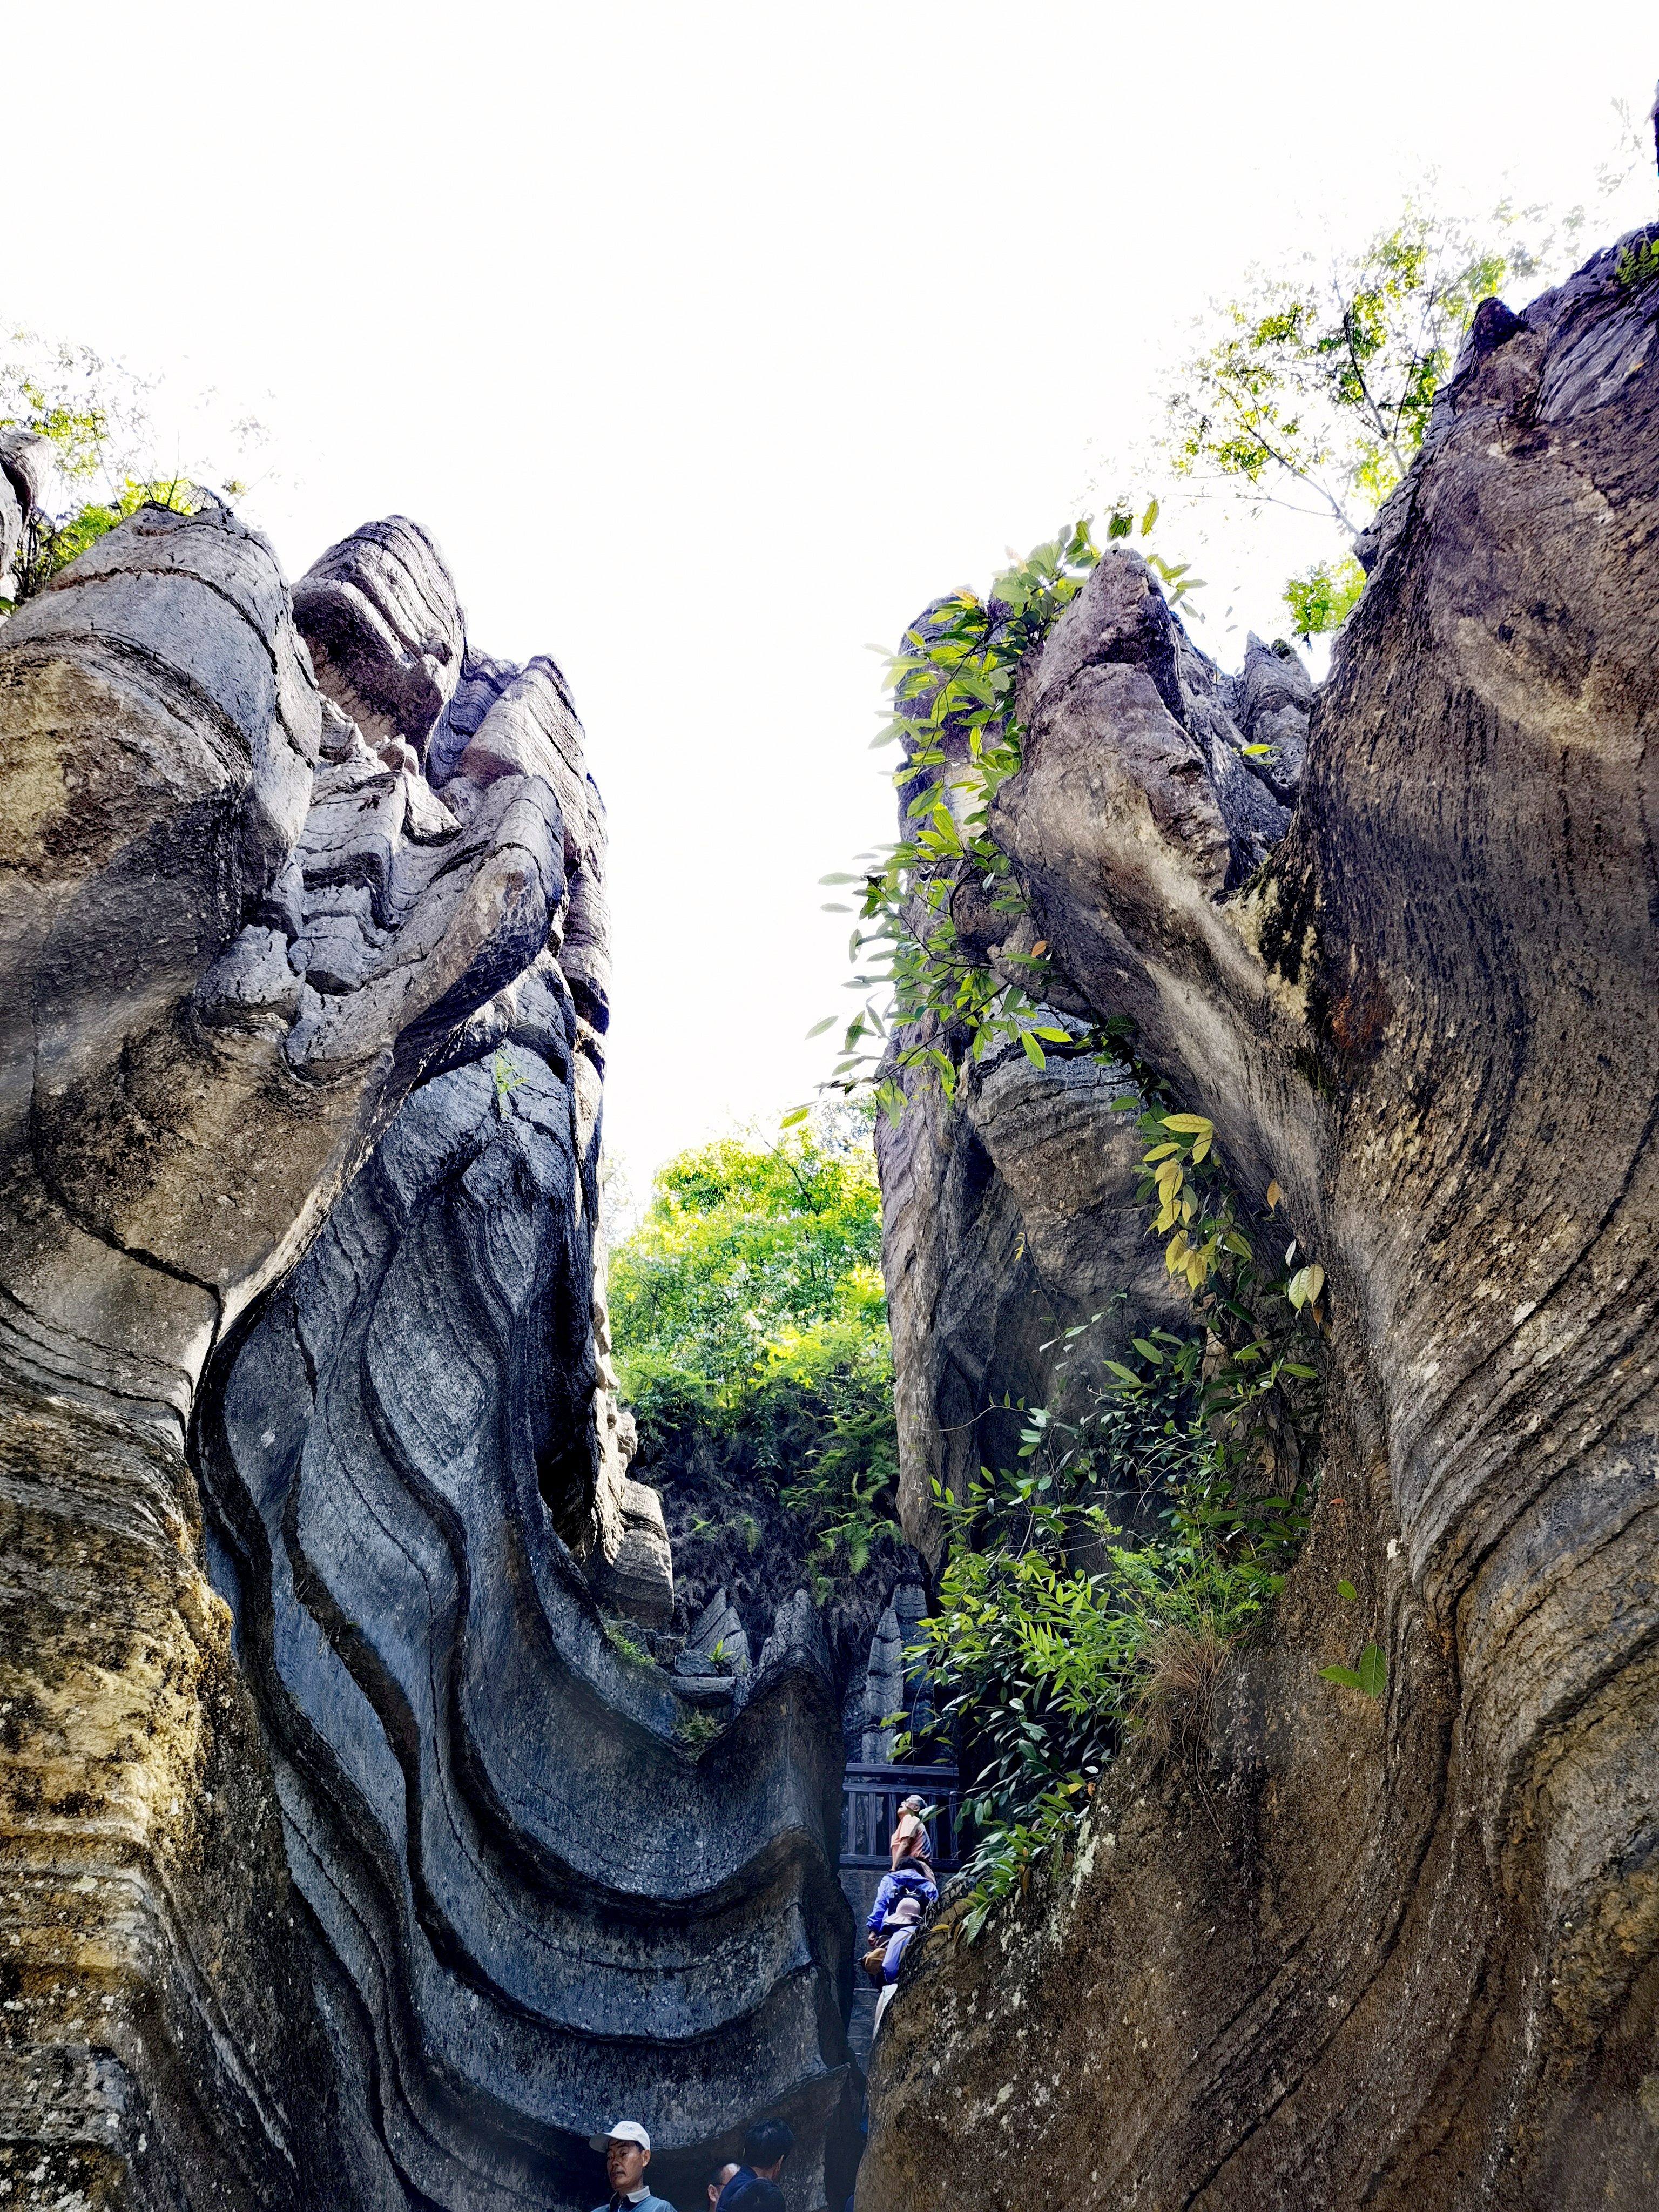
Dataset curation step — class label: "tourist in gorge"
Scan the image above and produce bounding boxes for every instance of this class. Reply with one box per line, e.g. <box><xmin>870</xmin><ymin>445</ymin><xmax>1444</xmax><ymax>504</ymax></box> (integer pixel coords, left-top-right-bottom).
<box><xmin>718</xmin><ymin>2183</ymin><xmax>784</xmax><ymax>2212</ymax></box>
<box><xmin>888</xmin><ymin>1792</ymin><xmax>933</xmax><ymax>1871</ymax></box>
<box><xmin>862</xmin><ymin>1848</ymin><xmax>939</xmax><ymax>1984</ymax></box>
<box><xmin>587</xmin><ymin>2120</ymin><xmax>678</xmax><ymax>2212</ymax></box>
<box><xmin>713</xmin><ymin>2120</ymin><xmax>794</xmax><ymax>2210</ymax></box>
<box><xmin>704</xmin><ymin>2162</ymin><xmax>739</xmax><ymax>2210</ymax></box>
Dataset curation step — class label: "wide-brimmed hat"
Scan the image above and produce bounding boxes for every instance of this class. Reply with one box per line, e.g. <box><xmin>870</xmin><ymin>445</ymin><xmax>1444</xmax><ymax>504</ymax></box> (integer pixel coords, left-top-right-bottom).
<box><xmin>590</xmin><ymin>2120</ymin><xmax>651</xmax><ymax>2153</ymax></box>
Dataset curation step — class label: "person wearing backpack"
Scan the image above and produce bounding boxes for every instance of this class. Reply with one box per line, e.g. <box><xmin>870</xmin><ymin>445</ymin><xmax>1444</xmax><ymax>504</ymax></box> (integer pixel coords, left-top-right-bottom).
<box><xmin>861</xmin><ymin>1850</ymin><xmax>938</xmax><ymax>1984</ymax></box>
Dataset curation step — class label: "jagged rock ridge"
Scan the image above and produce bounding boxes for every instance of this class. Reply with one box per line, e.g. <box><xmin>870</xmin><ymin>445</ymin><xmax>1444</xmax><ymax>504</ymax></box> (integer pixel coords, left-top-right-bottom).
<box><xmin>0</xmin><ymin>496</ymin><xmax>854</xmax><ymax>2208</ymax></box>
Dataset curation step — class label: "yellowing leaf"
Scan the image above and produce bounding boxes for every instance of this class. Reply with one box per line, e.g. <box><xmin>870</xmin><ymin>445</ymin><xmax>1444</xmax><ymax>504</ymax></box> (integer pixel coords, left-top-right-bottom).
<box><xmin>1162</xmin><ymin>1113</ymin><xmax>1213</xmax><ymax>1136</ymax></box>
<box><xmin>1287</xmin><ymin>1262</ymin><xmax>1326</xmax><ymax>1311</ymax></box>
<box><xmin>1265</xmin><ymin>1178</ymin><xmax>1283</xmax><ymax>1210</ymax></box>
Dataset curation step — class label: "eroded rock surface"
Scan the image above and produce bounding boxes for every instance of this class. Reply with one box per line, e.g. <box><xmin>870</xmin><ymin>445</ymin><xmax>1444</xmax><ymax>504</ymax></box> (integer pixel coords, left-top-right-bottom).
<box><xmin>859</xmin><ymin>234</ymin><xmax>1659</xmax><ymax>2209</ymax></box>
<box><xmin>0</xmin><ymin>497</ymin><xmax>853</xmax><ymax>2208</ymax></box>
<box><xmin>876</xmin><ymin>1047</ymin><xmax>1186</xmax><ymax>1558</ymax></box>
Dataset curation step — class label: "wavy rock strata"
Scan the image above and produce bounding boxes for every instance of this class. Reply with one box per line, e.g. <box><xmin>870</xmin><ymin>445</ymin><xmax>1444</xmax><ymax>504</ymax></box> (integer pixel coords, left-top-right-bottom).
<box><xmin>0</xmin><ymin>497</ymin><xmax>852</xmax><ymax>2207</ymax></box>
<box><xmin>859</xmin><ymin>234</ymin><xmax>1659</xmax><ymax>2209</ymax></box>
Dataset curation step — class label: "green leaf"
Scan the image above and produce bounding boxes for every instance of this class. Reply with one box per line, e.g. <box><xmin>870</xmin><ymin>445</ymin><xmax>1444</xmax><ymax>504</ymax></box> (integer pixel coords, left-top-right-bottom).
<box><xmin>804</xmin><ymin>1017</ymin><xmax>835</xmax><ymax>1038</ymax></box>
<box><xmin>1139</xmin><ymin>496</ymin><xmax>1160</xmax><ymax>535</ymax></box>
<box><xmin>1337</xmin><ymin>1579</ymin><xmax>1358</xmax><ymax>1603</ymax></box>
<box><xmin>1355</xmin><ymin>1643</ymin><xmax>1386</xmax><ymax>1698</ymax></box>
<box><xmin>1318</xmin><ymin>1664</ymin><xmax>1363</xmax><ymax>1689</ymax></box>
<box><xmin>779</xmin><ymin>1105</ymin><xmax>811</xmax><ymax>1128</ymax></box>
<box><xmin>1020</xmin><ymin>1031</ymin><xmax>1047</xmax><ymax>1068</ymax></box>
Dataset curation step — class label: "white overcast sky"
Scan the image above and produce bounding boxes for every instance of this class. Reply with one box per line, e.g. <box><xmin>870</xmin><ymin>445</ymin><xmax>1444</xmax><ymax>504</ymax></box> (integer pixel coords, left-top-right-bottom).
<box><xmin>6</xmin><ymin>3</ymin><xmax>1656</xmax><ymax>1196</ymax></box>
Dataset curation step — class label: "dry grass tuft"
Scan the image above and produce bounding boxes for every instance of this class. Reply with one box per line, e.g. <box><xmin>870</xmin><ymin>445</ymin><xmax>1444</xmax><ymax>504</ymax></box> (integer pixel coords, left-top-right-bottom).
<box><xmin>1133</xmin><ymin>1620</ymin><xmax>1233</xmax><ymax>1759</ymax></box>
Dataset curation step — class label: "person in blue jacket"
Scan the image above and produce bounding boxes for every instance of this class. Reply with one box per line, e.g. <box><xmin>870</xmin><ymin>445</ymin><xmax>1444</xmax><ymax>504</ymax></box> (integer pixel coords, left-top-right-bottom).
<box><xmin>863</xmin><ymin>1850</ymin><xmax>938</xmax><ymax>1984</ymax></box>
<box><xmin>714</xmin><ymin>2120</ymin><xmax>794</xmax><ymax>2212</ymax></box>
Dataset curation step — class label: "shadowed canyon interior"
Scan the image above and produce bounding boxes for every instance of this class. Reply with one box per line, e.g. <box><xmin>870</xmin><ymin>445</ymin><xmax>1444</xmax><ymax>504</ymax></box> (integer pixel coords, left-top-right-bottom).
<box><xmin>0</xmin><ymin>217</ymin><xmax>1657</xmax><ymax>2210</ymax></box>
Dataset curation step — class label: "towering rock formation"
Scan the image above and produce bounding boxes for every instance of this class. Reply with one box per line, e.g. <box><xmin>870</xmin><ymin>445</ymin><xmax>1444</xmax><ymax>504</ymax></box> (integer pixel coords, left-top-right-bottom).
<box><xmin>875</xmin><ymin>603</ymin><xmax>1312</xmax><ymax>1554</ymax></box>
<box><xmin>859</xmin><ymin>232</ymin><xmax>1659</xmax><ymax>2208</ymax></box>
<box><xmin>0</xmin><ymin>501</ymin><xmax>853</xmax><ymax>2207</ymax></box>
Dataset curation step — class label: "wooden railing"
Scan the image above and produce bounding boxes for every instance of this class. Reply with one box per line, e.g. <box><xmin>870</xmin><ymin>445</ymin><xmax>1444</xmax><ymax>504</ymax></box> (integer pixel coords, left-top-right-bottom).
<box><xmin>840</xmin><ymin>1762</ymin><xmax>963</xmax><ymax>1872</ymax></box>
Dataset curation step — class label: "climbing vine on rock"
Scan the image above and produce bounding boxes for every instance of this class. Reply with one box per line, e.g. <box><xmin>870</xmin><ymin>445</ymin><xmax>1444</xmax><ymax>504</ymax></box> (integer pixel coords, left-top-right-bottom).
<box><xmin>806</xmin><ymin>507</ymin><xmax>1195</xmax><ymax>1127</ymax></box>
<box><xmin>807</xmin><ymin>489</ymin><xmax>1339</xmax><ymax>1939</ymax></box>
<box><xmin>901</xmin><ymin>1057</ymin><xmax>1332</xmax><ymax>1936</ymax></box>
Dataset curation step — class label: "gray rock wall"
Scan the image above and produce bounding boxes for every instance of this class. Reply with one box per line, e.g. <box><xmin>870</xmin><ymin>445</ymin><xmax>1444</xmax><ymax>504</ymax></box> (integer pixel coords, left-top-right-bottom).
<box><xmin>0</xmin><ymin>494</ymin><xmax>854</xmax><ymax>2209</ymax></box>
<box><xmin>858</xmin><ymin>233</ymin><xmax>1659</xmax><ymax>2209</ymax></box>
<box><xmin>196</xmin><ymin>1060</ymin><xmax>854</xmax><ymax>2210</ymax></box>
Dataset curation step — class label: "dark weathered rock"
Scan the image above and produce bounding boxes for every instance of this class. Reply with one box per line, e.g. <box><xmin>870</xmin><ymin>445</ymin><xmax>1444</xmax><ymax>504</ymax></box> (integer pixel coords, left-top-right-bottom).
<box><xmin>292</xmin><ymin>515</ymin><xmax>467</xmax><ymax>763</ymax></box>
<box><xmin>0</xmin><ymin>427</ymin><xmax>53</xmax><ymax>598</ymax></box>
<box><xmin>0</xmin><ymin>427</ymin><xmax>53</xmax><ymax>518</ymax></box>
<box><xmin>872</xmin><ymin>551</ymin><xmax>1311</xmax><ymax>1562</ymax></box>
<box><xmin>876</xmin><ymin>1041</ymin><xmax>1187</xmax><ymax>1562</ymax></box>
<box><xmin>197</xmin><ymin>1063</ymin><xmax>854</xmax><ymax>2212</ymax></box>
<box><xmin>638</xmin><ymin>1399</ymin><xmax>926</xmax><ymax>1715</ymax></box>
<box><xmin>1228</xmin><ymin>630</ymin><xmax>1314</xmax><ymax>804</ymax></box>
<box><xmin>0</xmin><ymin>447</ymin><xmax>29</xmax><ymax>595</ymax></box>
<box><xmin>860</xmin><ymin>235</ymin><xmax>1659</xmax><ymax>2209</ymax></box>
<box><xmin>0</xmin><ymin>502</ymin><xmax>852</xmax><ymax>2209</ymax></box>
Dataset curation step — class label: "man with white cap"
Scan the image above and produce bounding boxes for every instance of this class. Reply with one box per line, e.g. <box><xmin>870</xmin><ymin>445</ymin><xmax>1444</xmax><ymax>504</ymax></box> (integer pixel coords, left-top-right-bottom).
<box><xmin>588</xmin><ymin>2120</ymin><xmax>678</xmax><ymax>2212</ymax></box>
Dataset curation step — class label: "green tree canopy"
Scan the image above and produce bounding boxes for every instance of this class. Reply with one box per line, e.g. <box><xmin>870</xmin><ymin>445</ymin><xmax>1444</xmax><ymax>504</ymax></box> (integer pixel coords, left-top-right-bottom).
<box><xmin>609</xmin><ymin>1108</ymin><xmax>899</xmax><ymax>1581</ymax></box>
<box><xmin>1153</xmin><ymin>191</ymin><xmax>1624</xmax><ymax>636</ymax></box>
<box><xmin>1</xmin><ymin>323</ymin><xmax>258</xmax><ymax>606</ymax></box>
<box><xmin>610</xmin><ymin>1110</ymin><xmax>885</xmax><ymax>1410</ymax></box>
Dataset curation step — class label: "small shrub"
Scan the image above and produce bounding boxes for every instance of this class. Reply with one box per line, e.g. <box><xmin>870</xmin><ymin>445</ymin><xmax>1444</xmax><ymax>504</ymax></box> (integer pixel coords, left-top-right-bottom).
<box><xmin>675</xmin><ymin>1709</ymin><xmax>723</xmax><ymax>1753</ymax></box>
<box><xmin>603</xmin><ymin>1622</ymin><xmax>652</xmax><ymax>1667</ymax></box>
<box><xmin>1615</xmin><ymin>232</ymin><xmax>1659</xmax><ymax>289</ymax></box>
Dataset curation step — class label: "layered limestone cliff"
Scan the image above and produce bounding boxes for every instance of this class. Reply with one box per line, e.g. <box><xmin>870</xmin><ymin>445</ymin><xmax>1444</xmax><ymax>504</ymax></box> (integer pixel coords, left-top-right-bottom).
<box><xmin>0</xmin><ymin>500</ymin><xmax>853</xmax><ymax>2208</ymax></box>
<box><xmin>860</xmin><ymin>233</ymin><xmax>1659</xmax><ymax>2208</ymax></box>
